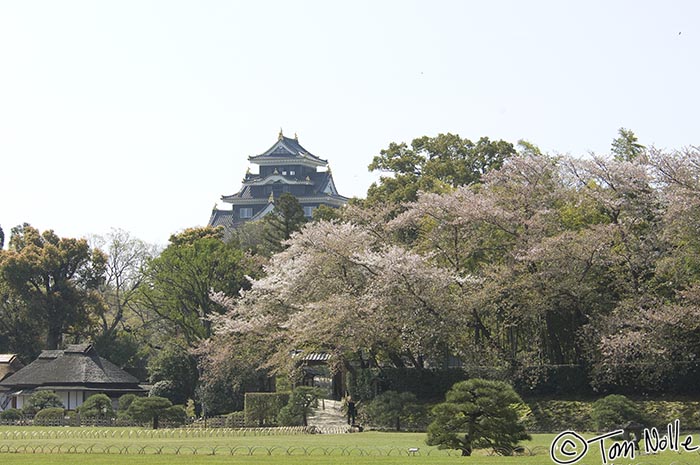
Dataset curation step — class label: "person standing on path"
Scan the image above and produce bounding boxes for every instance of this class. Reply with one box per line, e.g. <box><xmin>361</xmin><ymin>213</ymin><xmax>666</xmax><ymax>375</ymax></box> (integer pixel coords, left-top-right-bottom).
<box><xmin>347</xmin><ymin>397</ymin><xmax>357</xmax><ymax>425</ymax></box>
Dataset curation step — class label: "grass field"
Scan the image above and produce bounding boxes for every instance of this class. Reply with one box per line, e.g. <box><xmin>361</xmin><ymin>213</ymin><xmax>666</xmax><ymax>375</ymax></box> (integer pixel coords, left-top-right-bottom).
<box><xmin>1</xmin><ymin>426</ymin><xmax>699</xmax><ymax>465</ymax></box>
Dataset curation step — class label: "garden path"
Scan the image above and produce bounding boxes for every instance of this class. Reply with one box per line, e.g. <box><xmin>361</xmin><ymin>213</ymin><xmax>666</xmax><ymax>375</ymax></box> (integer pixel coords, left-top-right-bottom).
<box><xmin>307</xmin><ymin>399</ymin><xmax>351</xmax><ymax>433</ymax></box>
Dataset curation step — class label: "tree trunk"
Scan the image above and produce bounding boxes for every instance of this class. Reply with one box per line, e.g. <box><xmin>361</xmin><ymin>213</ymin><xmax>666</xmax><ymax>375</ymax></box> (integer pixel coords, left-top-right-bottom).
<box><xmin>46</xmin><ymin>326</ymin><xmax>61</xmax><ymax>350</ymax></box>
<box><xmin>462</xmin><ymin>433</ymin><xmax>473</xmax><ymax>456</ymax></box>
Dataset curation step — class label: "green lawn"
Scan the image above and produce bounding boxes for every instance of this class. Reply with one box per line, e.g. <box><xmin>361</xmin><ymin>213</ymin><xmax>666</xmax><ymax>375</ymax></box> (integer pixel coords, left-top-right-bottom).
<box><xmin>0</xmin><ymin>426</ymin><xmax>698</xmax><ymax>464</ymax></box>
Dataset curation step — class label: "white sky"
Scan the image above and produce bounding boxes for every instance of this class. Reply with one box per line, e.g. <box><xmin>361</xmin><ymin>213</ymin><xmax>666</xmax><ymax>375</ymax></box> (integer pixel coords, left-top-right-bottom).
<box><xmin>1</xmin><ymin>1</ymin><xmax>698</xmax><ymax>246</ymax></box>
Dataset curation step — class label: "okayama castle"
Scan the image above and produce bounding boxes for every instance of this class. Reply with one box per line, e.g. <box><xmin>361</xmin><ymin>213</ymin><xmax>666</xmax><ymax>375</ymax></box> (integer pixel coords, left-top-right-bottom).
<box><xmin>209</xmin><ymin>131</ymin><xmax>349</xmax><ymax>233</ymax></box>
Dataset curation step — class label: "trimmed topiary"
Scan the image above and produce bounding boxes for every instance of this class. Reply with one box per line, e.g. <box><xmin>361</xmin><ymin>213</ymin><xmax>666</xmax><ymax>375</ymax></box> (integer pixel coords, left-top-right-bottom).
<box><xmin>0</xmin><ymin>408</ymin><xmax>23</xmax><ymax>420</ymax></box>
<box><xmin>79</xmin><ymin>393</ymin><xmax>114</xmax><ymax>418</ymax></box>
<box><xmin>591</xmin><ymin>394</ymin><xmax>647</xmax><ymax>431</ymax></box>
<box><xmin>161</xmin><ymin>405</ymin><xmax>187</xmax><ymax>426</ymax></box>
<box><xmin>21</xmin><ymin>391</ymin><xmax>63</xmax><ymax>415</ymax></box>
<box><xmin>34</xmin><ymin>407</ymin><xmax>65</xmax><ymax>425</ymax></box>
<box><xmin>118</xmin><ymin>393</ymin><xmax>137</xmax><ymax>412</ymax></box>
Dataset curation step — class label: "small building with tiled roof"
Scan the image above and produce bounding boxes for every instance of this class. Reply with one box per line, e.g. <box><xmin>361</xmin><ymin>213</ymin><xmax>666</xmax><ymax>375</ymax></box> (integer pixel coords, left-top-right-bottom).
<box><xmin>0</xmin><ymin>344</ymin><xmax>146</xmax><ymax>411</ymax></box>
<box><xmin>209</xmin><ymin>130</ymin><xmax>348</xmax><ymax>233</ymax></box>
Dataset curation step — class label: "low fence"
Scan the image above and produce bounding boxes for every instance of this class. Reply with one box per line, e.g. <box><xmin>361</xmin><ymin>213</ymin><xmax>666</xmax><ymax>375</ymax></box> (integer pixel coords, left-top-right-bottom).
<box><xmin>1</xmin><ymin>416</ymin><xmax>236</xmax><ymax>428</ymax></box>
<box><xmin>0</xmin><ymin>425</ymin><xmax>352</xmax><ymax>441</ymax></box>
<box><xmin>0</xmin><ymin>443</ymin><xmax>550</xmax><ymax>457</ymax></box>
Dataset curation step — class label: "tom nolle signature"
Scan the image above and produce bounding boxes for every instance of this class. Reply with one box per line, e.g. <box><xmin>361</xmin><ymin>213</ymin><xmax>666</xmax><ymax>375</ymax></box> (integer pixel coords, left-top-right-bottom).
<box><xmin>550</xmin><ymin>420</ymin><xmax>696</xmax><ymax>465</ymax></box>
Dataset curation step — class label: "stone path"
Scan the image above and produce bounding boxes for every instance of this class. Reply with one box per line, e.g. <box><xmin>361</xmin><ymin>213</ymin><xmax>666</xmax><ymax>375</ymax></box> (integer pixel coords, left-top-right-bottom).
<box><xmin>307</xmin><ymin>399</ymin><xmax>352</xmax><ymax>433</ymax></box>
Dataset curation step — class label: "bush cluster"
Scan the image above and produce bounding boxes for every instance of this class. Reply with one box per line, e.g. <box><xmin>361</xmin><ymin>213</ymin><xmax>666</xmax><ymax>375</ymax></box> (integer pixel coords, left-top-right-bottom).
<box><xmin>244</xmin><ymin>392</ymin><xmax>290</xmax><ymax>427</ymax></box>
<box><xmin>34</xmin><ymin>407</ymin><xmax>65</xmax><ymax>425</ymax></box>
<box><xmin>0</xmin><ymin>408</ymin><xmax>23</xmax><ymax>420</ymax></box>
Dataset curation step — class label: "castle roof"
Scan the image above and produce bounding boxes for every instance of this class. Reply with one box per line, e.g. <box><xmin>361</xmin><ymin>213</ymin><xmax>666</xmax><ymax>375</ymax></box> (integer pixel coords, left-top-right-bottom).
<box><xmin>249</xmin><ymin>135</ymin><xmax>328</xmax><ymax>167</ymax></box>
<box><xmin>221</xmin><ymin>170</ymin><xmax>344</xmax><ymax>203</ymax></box>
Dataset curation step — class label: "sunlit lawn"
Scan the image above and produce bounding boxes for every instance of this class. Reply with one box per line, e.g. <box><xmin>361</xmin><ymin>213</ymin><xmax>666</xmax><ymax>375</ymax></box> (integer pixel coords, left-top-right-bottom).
<box><xmin>1</xmin><ymin>427</ymin><xmax>699</xmax><ymax>464</ymax></box>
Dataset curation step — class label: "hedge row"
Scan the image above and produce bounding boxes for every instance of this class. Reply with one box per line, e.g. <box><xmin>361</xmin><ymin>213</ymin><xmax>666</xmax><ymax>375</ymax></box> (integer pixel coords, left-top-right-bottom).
<box><xmin>523</xmin><ymin>399</ymin><xmax>700</xmax><ymax>432</ymax></box>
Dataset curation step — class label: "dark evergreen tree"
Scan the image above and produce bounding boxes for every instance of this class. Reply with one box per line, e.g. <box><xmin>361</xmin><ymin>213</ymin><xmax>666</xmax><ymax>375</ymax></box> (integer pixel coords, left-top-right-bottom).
<box><xmin>427</xmin><ymin>379</ymin><xmax>530</xmax><ymax>456</ymax></box>
<box><xmin>262</xmin><ymin>193</ymin><xmax>306</xmax><ymax>252</ymax></box>
<box><xmin>611</xmin><ymin>127</ymin><xmax>644</xmax><ymax>161</ymax></box>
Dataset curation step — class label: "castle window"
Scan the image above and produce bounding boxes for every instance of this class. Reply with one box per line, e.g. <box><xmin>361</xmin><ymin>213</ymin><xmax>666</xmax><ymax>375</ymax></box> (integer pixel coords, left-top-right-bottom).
<box><xmin>290</xmin><ymin>170</ymin><xmax>295</xmax><ymax>176</ymax></box>
<box><xmin>239</xmin><ymin>207</ymin><xmax>253</xmax><ymax>219</ymax></box>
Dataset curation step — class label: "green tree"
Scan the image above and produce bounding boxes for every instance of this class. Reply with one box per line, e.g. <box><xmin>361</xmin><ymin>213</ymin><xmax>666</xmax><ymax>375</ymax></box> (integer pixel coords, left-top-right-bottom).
<box><xmin>0</xmin><ymin>276</ymin><xmax>42</xmax><ymax>361</ymax></box>
<box><xmin>125</xmin><ymin>396</ymin><xmax>172</xmax><ymax>429</ymax></box>
<box><xmin>232</xmin><ymin>220</ymin><xmax>269</xmax><ymax>256</ymax></box>
<box><xmin>277</xmin><ymin>386</ymin><xmax>323</xmax><ymax>427</ymax></box>
<box><xmin>365</xmin><ymin>390</ymin><xmax>417</xmax><ymax>431</ymax></box>
<box><xmin>367</xmin><ymin>133</ymin><xmax>515</xmax><ymax>206</ymax></box>
<box><xmin>0</xmin><ymin>225</ymin><xmax>4</xmax><ymax>249</ymax></box>
<box><xmin>79</xmin><ymin>394</ymin><xmax>114</xmax><ymax>418</ymax></box>
<box><xmin>611</xmin><ymin>127</ymin><xmax>644</xmax><ymax>161</ymax></box>
<box><xmin>426</xmin><ymin>379</ymin><xmax>530</xmax><ymax>456</ymax></box>
<box><xmin>22</xmin><ymin>391</ymin><xmax>64</xmax><ymax>415</ymax></box>
<box><xmin>147</xmin><ymin>343</ymin><xmax>198</xmax><ymax>405</ymax></box>
<box><xmin>311</xmin><ymin>204</ymin><xmax>342</xmax><ymax>222</ymax></box>
<box><xmin>138</xmin><ymin>226</ymin><xmax>249</xmax><ymax>344</ymax></box>
<box><xmin>263</xmin><ymin>193</ymin><xmax>307</xmax><ymax>252</ymax></box>
<box><xmin>0</xmin><ymin>225</ymin><xmax>106</xmax><ymax>349</ymax></box>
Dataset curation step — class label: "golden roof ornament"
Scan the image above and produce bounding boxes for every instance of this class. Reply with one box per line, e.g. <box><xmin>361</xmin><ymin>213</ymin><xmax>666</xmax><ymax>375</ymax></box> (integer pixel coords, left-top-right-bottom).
<box><xmin>294</xmin><ymin>132</ymin><xmax>298</xmax><ymax>141</ymax></box>
<box><xmin>278</xmin><ymin>128</ymin><xmax>284</xmax><ymax>140</ymax></box>
<box><xmin>268</xmin><ymin>192</ymin><xmax>275</xmax><ymax>203</ymax></box>
<box><xmin>273</xmin><ymin>168</ymin><xmax>279</xmax><ymax>174</ymax></box>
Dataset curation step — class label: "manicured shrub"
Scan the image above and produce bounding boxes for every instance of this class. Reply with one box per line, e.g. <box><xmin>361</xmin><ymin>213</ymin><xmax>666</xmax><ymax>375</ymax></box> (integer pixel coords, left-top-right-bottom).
<box><xmin>21</xmin><ymin>391</ymin><xmax>63</xmax><ymax>415</ymax></box>
<box><xmin>591</xmin><ymin>394</ymin><xmax>647</xmax><ymax>431</ymax></box>
<box><xmin>427</xmin><ymin>379</ymin><xmax>530</xmax><ymax>456</ymax></box>
<box><xmin>118</xmin><ymin>393</ymin><xmax>137</xmax><ymax>412</ymax></box>
<box><xmin>126</xmin><ymin>396</ymin><xmax>173</xmax><ymax>429</ymax></box>
<box><xmin>34</xmin><ymin>407</ymin><xmax>65</xmax><ymax>425</ymax></box>
<box><xmin>161</xmin><ymin>405</ymin><xmax>187</xmax><ymax>426</ymax></box>
<box><xmin>226</xmin><ymin>411</ymin><xmax>245</xmax><ymax>428</ymax></box>
<box><xmin>0</xmin><ymin>408</ymin><xmax>23</xmax><ymax>420</ymax></box>
<box><xmin>79</xmin><ymin>393</ymin><xmax>114</xmax><ymax>418</ymax></box>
